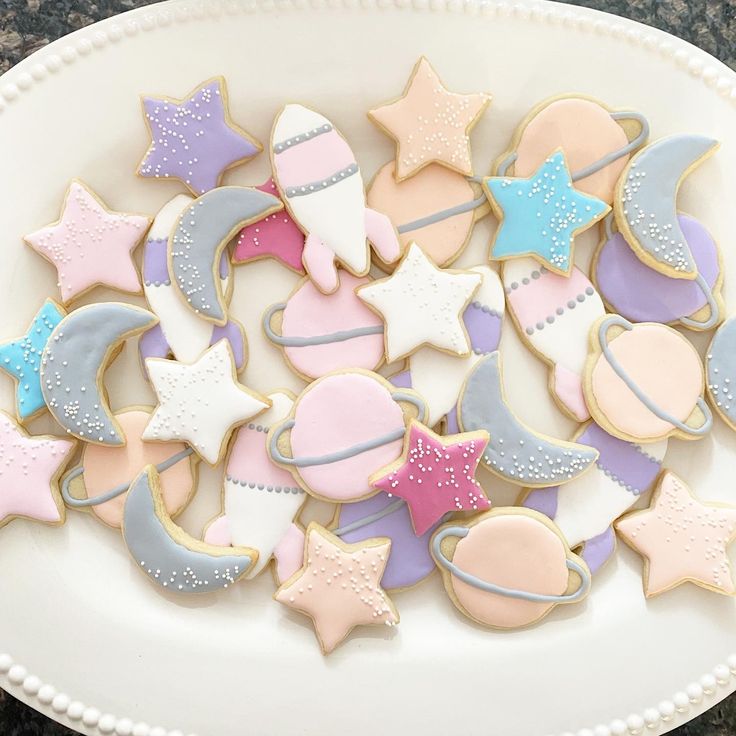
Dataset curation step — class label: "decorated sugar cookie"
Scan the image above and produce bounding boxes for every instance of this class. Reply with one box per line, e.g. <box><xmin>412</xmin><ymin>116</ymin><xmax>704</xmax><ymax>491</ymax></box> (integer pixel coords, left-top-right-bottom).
<box><xmin>706</xmin><ymin>317</ymin><xmax>736</xmax><ymax>432</ymax></box>
<box><xmin>367</xmin><ymin>162</ymin><xmax>487</xmax><ymax>269</ymax></box>
<box><xmin>494</xmin><ymin>95</ymin><xmax>649</xmax><ymax>204</ymax></box>
<box><xmin>0</xmin><ymin>299</ymin><xmax>66</xmax><ymax>423</ymax></box>
<box><xmin>392</xmin><ymin>265</ymin><xmax>504</xmax><ymax>428</ymax></box>
<box><xmin>25</xmin><ymin>180</ymin><xmax>150</xmax><ymax>305</ymax></box>
<box><xmin>431</xmin><ymin>508</ymin><xmax>590</xmax><ymax>629</ymax></box>
<box><xmin>583</xmin><ymin>315</ymin><xmax>712</xmax><ymax>443</ymax></box>
<box><xmin>457</xmin><ymin>352</ymin><xmax>598</xmax><ymax>487</ymax></box>
<box><xmin>122</xmin><ymin>466</ymin><xmax>258</xmax><ymax>593</ymax></box>
<box><xmin>521</xmin><ymin>421</ymin><xmax>668</xmax><ymax>573</ymax></box>
<box><xmin>169</xmin><ymin>186</ymin><xmax>282</xmax><ymax>325</ymax></box>
<box><xmin>484</xmin><ymin>151</ymin><xmax>610</xmax><ymax>277</ymax></box>
<box><xmin>356</xmin><ymin>243</ymin><xmax>481</xmax><ymax>363</ymax></box>
<box><xmin>271</xmin><ymin>523</ymin><xmax>307</xmax><ymax>585</ymax></box>
<box><xmin>370</xmin><ymin>420</ymin><xmax>489</xmax><ymax>536</ymax></box>
<box><xmin>368</xmin><ymin>57</ymin><xmax>490</xmax><ymax>181</ymax></box>
<box><xmin>263</xmin><ymin>272</ymin><xmax>384</xmax><ymax>381</ymax></box>
<box><xmin>503</xmin><ymin>258</ymin><xmax>605</xmax><ymax>422</ymax></box>
<box><xmin>140</xmin><ymin>195</ymin><xmax>246</xmax><ymax>369</ymax></box>
<box><xmin>274</xmin><ymin>522</ymin><xmax>399</xmax><ymax>654</ymax></box>
<box><xmin>232</xmin><ymin>178</ymin><xmax>305</xmax><ymax>272</ymax></box>
<box><xmin>61</xmin><ymin>407</ymin><xmax>198</xmax><ymax>529</ymax></box>
<box><xmin>203</xmin><ymin>391</ymin><xmax>307</xmax><ymax>578</ymax></box>
<box><xmin>41</xmin><ymin>303</ymin><xmax>158</xmax><ymax>446</ymax></box>
<box><xmin>143</xmin><ymin>340</ymin><xmax>270</xmax><ymax>466</ymax></box>
<box><xmin>268</xmin><ymin>369</ymin><xmax>425</xmax><ymax>503</ymax></box>
<box><xmin>0</xmin><ymin>412</ymin><xmax>76</xmax><ymax>531</ymax></box>
<box><xmin>594</xmin><ymin>214</ymin><xmax>724</xmax><ymax>331</ymax></box>
<box><xmin>270</xmin><ymin>104</ymin><xmax>401</xmax><ymax>294</ymax></box>
<box><xmin>137</xmin><ymin>77</ymin><xmax>261</xmax><ymax>196</ymax></box>
<box><xmin>616</xmin><ymin>472</ymin><xmax>736</xmax><ymax>597</ymax></box>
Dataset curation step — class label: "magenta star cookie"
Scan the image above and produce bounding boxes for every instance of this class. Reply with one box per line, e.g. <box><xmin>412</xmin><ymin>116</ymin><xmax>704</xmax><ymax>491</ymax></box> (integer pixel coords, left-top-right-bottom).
<box><xmin>0</xmin><ymin>411</ymin><xmax>76</xmax><ymax>530</ymax></box>
<box><xmin>370</xmin><ymin>420</ymin><xmax>490</xmax><ymax>535</ymax></box>
<box><xmin>24</xmin><ymin>181</ymin><xmax>150</xmax><ymax>305</ymax></box>
<box><xmin>138</xmin><ymin>77</ymin><xmax>262</xmax><ymax>195</ymax></box>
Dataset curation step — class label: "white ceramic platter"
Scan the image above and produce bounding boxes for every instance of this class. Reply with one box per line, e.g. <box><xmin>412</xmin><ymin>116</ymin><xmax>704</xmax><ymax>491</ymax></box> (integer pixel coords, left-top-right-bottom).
<box><xmin>2</xmin><ymin>1</ymin><xmax>736</xmax><ymax>735</ymax></box>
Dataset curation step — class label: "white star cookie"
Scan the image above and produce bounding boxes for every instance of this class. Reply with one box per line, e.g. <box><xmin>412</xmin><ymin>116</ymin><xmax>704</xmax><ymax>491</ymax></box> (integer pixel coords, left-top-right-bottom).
<box><xmin>143</xmin><ymin>340</ymin><xmax>270</xmax><ymax>464</ymax></box>
<box><xmin>356</xmin><ymin>242</ymin><xmax>481</xmax><ymax>362</ymax></box>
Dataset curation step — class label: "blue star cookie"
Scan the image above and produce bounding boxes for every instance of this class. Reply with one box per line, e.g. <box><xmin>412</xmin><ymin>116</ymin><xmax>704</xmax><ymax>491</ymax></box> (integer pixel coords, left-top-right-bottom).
<box><xmin>484</xmin><ymin>150</ymin><xmax>610</xmax><ymax>276</ymax></box>
<box><xmin>0</xmin><ymin>299</ymin><xmax>65</xmax><ymax>421</ymax></box>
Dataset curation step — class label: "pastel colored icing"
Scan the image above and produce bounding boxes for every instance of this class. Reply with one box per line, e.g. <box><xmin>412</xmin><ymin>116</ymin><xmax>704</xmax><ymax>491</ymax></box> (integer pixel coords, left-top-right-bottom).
<box><xmin>707</xmin><ymin>317</ymin><xmax>736</xmax><ymax>429</ymax></box>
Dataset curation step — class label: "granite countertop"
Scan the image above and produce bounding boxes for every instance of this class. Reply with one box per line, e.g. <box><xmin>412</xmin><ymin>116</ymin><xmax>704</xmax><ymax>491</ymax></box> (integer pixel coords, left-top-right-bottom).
<box><xmin>1</xmin><ymin>0</ymin><xmax>735</xmax><ymax>734</ymax></box>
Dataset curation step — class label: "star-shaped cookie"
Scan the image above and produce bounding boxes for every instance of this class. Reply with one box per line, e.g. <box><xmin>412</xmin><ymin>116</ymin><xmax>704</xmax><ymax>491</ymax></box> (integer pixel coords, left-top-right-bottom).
<box><xmin>143</xmin><ymin>340</ymin><xmax>271</xmax><ymax>465</ymax></box>
<box><xmin>0</xmin><ymin>411</ymin><xmax>76</xmax><ymax>530</ymax></box>
<box><xmin>25</xmin><ymin>181</ymin><xmax>150</xmax><ymax>304</ymax></box>
<box><xmin>274</xmin><ymin>522</ymin><xmax>399</xmax><ymax>654</ymax></box>
<box><xmin>370</xmin><ymin>420</ymin><xmax>490</xmax><ymax>536</ymax></box>
<box><xmin>484</xmin><ymin>150</ymin><xmax>609</xmax><ymax>276</ymax></box>
<box><xmin>0</xmin><ymin>299</ymin><xmax>66</xmax><ymax>422</ymax></box>
<box><xmin>356</xmin><ymin>242</ymin><xmax>481</xmax><ymax>362</ymax></box>
<box><xmin>616</xmin><ymin>471</ymin><xmax>736</xmax><ymax>597</ymax></box>
<box><xmin>138</xmin><ymin>77</ymin><xmax>261</xmax><ymax>196</ymax></box>
<box><xmin>369</xmin><ymin>57</ymin><xmax>490</xmax><ymax>181</ymax></box>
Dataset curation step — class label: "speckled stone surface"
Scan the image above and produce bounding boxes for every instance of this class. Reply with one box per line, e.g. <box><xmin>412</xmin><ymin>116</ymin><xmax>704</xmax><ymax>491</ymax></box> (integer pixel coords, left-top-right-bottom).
<box><xmin>1</xmin><ymin>0</ymin><xmax>735</xmax><ymax>734</ymax></box>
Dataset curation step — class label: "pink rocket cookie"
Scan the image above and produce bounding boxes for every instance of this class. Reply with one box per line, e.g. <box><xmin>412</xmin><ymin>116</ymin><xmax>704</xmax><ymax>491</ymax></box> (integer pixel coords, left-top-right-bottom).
<box><xmin>263</xmin><ymin>272</ymin><xmax>385</xmax><ymax>381</ymax></box>
<box><xmin>268</xmin><ymin>370</ymin><xmax>426</xmax><ymax>503</ymax></box>
<box><xmin>503</xmin><ymin>258</ymin><xmax>605</xmax><ymax>422</ymax></box>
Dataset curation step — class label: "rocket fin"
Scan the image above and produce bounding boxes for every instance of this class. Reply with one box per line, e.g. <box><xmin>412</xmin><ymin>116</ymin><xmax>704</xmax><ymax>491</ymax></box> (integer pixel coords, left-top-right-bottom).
<box><xmin>365</xmin><ymin>208</ymin><xmax>402</xmax><ymax>265</ymax></box>
<box><xmin>303</xmin><ymin>232</ymin><xmax>339</xmax><ymax>294</ymax></box>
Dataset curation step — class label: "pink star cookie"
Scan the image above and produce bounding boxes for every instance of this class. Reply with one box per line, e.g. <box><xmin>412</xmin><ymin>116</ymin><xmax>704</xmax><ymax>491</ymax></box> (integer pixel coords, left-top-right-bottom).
<box><xmin>25</xmin><ymin>180</ymin><xmax>150</xmax><ymax>305</ymax></box>
<box><xmin>370</xmin><ymin>420</ymin><xmax>490</xmax><ymax>536</ymax></box>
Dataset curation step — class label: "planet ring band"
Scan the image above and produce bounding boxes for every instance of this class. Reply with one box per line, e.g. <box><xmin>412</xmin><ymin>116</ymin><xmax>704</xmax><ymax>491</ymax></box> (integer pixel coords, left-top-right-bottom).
<box><xmin>269</xmin><ymin>390</ymin><xmax>426</xmax><ymax>468</ymax></box>
<box><xmin>598</xmin><ymin>314</ymin><xmax>713</xmax><ymax>436</ymax></box>
<box><xmin>433</xmin><ymin>525</ymin><xmax>591</xmax><ymax>604</ymax></box>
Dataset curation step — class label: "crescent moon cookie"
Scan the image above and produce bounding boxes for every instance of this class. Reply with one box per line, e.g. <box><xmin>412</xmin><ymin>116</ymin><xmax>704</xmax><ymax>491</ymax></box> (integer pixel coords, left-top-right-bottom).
<box><xmin>494</xmin><ymin>95</ymin><xmax>649</xmax><ymax>204</ymax></box>
<box><xmin>143</xmin><ymin>340</ymin><xmax>271</xmax><ymax>466</ymax></box>
<box><xmin>24</xmin><ymin>180</ymin><xmax>150</xmax><ymax>305</ymax></box>
<box><xmin>263</xmin><ymin>272</ymin><xmax>385</xmax><ymax>381</ymax></box>
<box><xmin>502</xmin><ymin>257</ymin><xmax>605</xmax><ymax>422</ymax></box>
<box><xmin>270</xmin><ymin>104</ymin><xmax>402</xmax><ymax>294</ymax></box>
<box><xmin>616</xmin><ymin>472</ymin><xmax>736</xmax><ymax>598</ymax></box>
<box><xmin>431</xmin><ymin>508</ymin><xmax>590</xmax><ymax>630</ymax></box>
<box><xmin>137</xmin><ymin>76</ymin><xmax>262</xmax><ymax>196</ymax></box>
<box><xmin>268</xmin><ymin>369</ymin><xmax>426</xmax><ymax>503</ymax></box>
<box><xmin>122</xmin><ymin>466</ymin><xmax>258</xmax><ymax>594</ymax></box>
<box><xmin>368</xmin><ymin>57</ymin><xmax>491</xmax><ymax>181</ymax></box>
<box><xmin>273</xmin><ymin>522</ymin><xmax>399</xmax><ymax>655</ymax></box>
<box><xmin>583</xmin><ymin>315</ymin><xmax>712</xmax><ymax>443</ymax></box>
<box><xmin>356</xmin><ymin>242</ymin><xmax>482</xmax><ymax>363</ymax></box>
<box><xmin>169</xmin><ymin>186</ymin><xmax>283</xmax><ymax>326</ymax></box>
<box><xmin>0</xmin><ymin>299</ymin><xmax>66</xmax><ymax>423</ymax></box>
<box><xmin>483</xmin><ymin>150</ymin><xmax>610</xmax><ymax>277</ymax></box>
<box><xmin>706</xmin><ymin>317</ymin><xmax>736</xmax><ymax>432</ymax></box>
<box><xmin>457</xmin><ymin>352</ymin><xmax>599</xmax><ymax>487</ymax></box>
<box><xmin>0</xmin><ymin>411</ymin><xmax>76</xmax><ymax>531</ymax></box>
<box><xmin>40</xmin><ymin>302</ymin><xmax>158</xmax><ymax>446</ymax></box>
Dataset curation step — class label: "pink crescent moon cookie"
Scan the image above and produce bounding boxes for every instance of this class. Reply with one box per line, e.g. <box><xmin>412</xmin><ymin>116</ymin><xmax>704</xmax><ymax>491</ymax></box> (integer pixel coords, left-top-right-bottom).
<box><xmin>263</xmin><ymin>272</ymin><xmax>385</xmax><ymax>381</ymax></box>
<box><xmin>583</xmin><ymin>316</ymin><xmax>712</xmax><ymax>443</ymax></box>
<box><xmin>268</xmin><ymin>369</ymin><xmax>426</xmax><ymax>503</ymax></box>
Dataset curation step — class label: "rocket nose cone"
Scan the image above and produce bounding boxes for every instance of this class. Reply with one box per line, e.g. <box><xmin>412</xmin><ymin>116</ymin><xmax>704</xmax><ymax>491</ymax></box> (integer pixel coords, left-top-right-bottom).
<box><xmin>273</xmin><ymin>104</ymin><xmax>333</xmax><ymax>148</ymax></box>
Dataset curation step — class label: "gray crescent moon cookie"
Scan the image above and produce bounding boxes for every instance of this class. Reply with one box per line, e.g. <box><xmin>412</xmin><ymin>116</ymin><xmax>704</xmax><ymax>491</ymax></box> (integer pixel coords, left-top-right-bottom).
<box><xmin>41</xmin><ymin>302</ymin><xmax>158</xmax><ymax>446</ymax></box>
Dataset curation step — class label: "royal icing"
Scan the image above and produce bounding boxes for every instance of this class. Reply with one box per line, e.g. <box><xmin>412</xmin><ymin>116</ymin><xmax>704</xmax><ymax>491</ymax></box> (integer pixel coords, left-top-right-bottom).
<box><xmin>143</xmin><ymin>340</ymin><xmax>271</xmax><ymax>465</ymax></box>
<box><xmin>368</xmin><ymin>57</ymin><xmax>490</xmax><ymax>181</ymax></box>
<box><xmin>274</xmin><ymin>523</ymin><xmax>399</xmax><ymax>654</ymax></box>
<box><xmin>41</xmin><ymin>303</ymin><xmax>158</xmax><ymax>446</ymax></box>
<box><xmin>357</xmin><ymin>243</ymin><xmax>481</xmax><ymax>363</ymax></box>
<box><xmin>0</xmin><ymin>300</ymin><xmax>65</xmax><ymax>422</ymax></box>
<box><xmin>707</xmin><ymin>317</ymin><xmax>736</xmax><ymax>432</ymax></box>
<box><xmin>458</xmin><ymin>352</ymin><xmax>598</xmax><ymax>486</ymax></box>
<box><xmin>24</xmin><ymin>181</ymin><xmax>149</xmax><ymax>304</ymax></box>
<box><xmin>616</xmin><ymin>472</ymin><xmax>736</xmax><ymax>597</ymax></box>
<box><xmin>271</xmin><ymin>104</ymin><xmax>401</xmax><ymax>294</ymax></box>
<box><xmin>138</xmin><ymin>77</ymin><xmax>261</xmax><ymax>196</ymax></box>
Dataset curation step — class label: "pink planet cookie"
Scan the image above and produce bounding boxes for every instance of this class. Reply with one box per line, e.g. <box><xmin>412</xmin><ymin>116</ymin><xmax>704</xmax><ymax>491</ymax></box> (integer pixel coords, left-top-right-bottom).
<box><xmin>266</xmin><ymin>272</ymin><xmax>385</xmax><ymax>380</ymax></box>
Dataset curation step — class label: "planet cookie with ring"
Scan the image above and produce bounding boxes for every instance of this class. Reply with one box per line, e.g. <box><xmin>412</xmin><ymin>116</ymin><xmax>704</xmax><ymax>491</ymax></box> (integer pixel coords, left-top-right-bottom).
<box><xmin>267</xmin><ymin>369</ymin><xmax>426</xmax><ymax>503</ymax></box>
<box><xmin>431</xmin><ymin>508</ymin><xmax>591</xmax><ymax>629</ymax></box>
<box><xmin>583</xmin><ymin>314</ymin><xmax>712</xmax><ymax>444</ymax></box>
